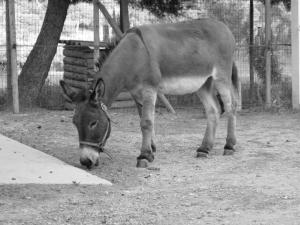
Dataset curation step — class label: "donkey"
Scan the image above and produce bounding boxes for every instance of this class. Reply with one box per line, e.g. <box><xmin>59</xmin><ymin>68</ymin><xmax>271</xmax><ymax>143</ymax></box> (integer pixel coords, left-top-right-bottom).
<box><xmin>60</xmin><ymin>19</ymin><xmax>240</xmax><ymax>169</ymax></box>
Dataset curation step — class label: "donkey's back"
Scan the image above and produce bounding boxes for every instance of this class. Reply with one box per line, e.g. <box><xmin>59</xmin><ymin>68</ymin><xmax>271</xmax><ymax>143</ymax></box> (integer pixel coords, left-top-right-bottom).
<box><xmin>134</xmin><ymin>19</ymin><xmax>236</xmax><ymax>95</ymax></box>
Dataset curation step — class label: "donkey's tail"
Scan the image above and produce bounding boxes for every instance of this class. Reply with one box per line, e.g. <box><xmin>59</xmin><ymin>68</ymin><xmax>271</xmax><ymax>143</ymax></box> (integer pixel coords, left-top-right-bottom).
<box><xmin>232</xmin><ymin>62</ymin><xmax>239</xmax><ymax>93</ymax></box>
<box><xmin>216</xmin><ymin>62</ymin><xmax>240</xmax><ymax>114</ymax></box>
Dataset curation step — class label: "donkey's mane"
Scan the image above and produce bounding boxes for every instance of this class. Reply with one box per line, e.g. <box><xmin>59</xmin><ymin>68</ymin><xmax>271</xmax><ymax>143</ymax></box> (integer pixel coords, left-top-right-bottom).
<box><xmin>95</xmin><ymin>28</ymin><xmax>144</xmax><ymax>71</ymax></box>
<box><xmin>95</xmin><ymin>38</ymin><xmax>120</xmax><ymax>70</ymax></box>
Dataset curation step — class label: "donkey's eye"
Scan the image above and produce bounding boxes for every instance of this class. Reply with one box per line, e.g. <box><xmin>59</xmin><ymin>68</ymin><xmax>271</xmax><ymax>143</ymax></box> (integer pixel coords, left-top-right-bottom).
<box><xmin>89</xmin><ymin>120</ymin><xmax>99</xmax><ymax>129</ymax></box>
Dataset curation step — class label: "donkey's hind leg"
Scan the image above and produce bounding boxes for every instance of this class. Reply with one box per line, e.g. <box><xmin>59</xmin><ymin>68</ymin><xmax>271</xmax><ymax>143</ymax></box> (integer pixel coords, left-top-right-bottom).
<box><xmin>135</xmin><ymin>87</ymin><xmax>157</xmax><ymax>168</ymax></box>
<box><xmin>196</xmin><ymin>86</ymin><xmax>220</xmax><ymax>158</ymax></box>
<box><xmin>214</xmin><ymin>80</ymin><xmax>237</xmax><ymax>155</ymax></box>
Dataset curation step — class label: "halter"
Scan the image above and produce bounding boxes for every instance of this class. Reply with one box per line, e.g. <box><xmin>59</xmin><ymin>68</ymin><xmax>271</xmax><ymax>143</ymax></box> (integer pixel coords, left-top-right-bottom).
<box><xmin>79</xmin><ymin>101</ymin><xmax>111</xmax><ymax>156</ymax></box>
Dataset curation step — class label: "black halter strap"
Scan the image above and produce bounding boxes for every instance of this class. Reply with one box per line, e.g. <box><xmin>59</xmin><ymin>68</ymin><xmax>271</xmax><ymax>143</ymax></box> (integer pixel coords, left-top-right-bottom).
<box><xmin>79</xmin><ymin>101</ymin><xmax>111</xmax><ymax>153</ymax></box>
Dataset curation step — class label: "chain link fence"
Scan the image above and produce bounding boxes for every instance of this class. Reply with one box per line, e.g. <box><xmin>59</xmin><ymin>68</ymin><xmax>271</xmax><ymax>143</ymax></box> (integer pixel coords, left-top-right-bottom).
<box><xmin>0</xmin><ymin>0</ymin><xmax>292</xmax><ymax>110</ymax></box>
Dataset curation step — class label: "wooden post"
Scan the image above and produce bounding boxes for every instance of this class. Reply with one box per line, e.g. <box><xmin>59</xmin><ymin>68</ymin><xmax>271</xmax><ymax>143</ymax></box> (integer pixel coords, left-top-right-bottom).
<box><xmin>6</xmin><ymin>0</ymin><xmax>19</xmax><ymax>113</ymax></box>
<box><xmin>249</xmin><ymin>0</ymin><xmax>254</xmax><ymax>104</ymax></box>
<box><xmin>96</xmin><ymin>1</ymin><xmax>123</xmax><ymax>38</ymax></box>
<box><xmin>265</xmin><ymin>0</ymin><xmax>272</xmax><ymax>108</ymax></box>
<box><xmin>96</xmin><ymin>0</ymin><xmax>176</xmax><ymax>113</ymax></box>
<box><xmin>291</xmin><ymin>0</ymin><xmax>300</xmax><ymax>109</ymax></box>
<box><xmin>103</xmin><ymin>24</ymin><xmax>109</xmax><ymax>42</ymax></box>
<box><xmin>120</xmin><ymin>0</ymin><xmax>130</xmax><ymax>32</ymax></box>
<box><xmin>93</xmin><ymin>0</ymin><xmax>100</xmax><ymax>72</ymax></box>
<box><xmin>5</xmin><ymin>0</ymin><xmax>12</xmax><ymax>104</ymax></box>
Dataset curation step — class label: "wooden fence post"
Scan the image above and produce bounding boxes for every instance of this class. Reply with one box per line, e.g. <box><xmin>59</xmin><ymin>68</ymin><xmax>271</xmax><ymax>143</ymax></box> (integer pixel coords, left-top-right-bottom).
<box><xmin>103</xmin><ymin>24</ymin><xmax>109</xmax><ymax>42</ymax></box>
<box><xmin>5</xmin><ymin>0</ymin><xmax>12</xmax><ymax>105</ymax></box>
<box><xmin>120</xmin><ymin>0</ymin><xmax>129</xmax><ymax>32</ymax></box>
<box><xmin>6</xmin><ymin>0</ymin><xmax>19</xmax><ymax>113</ymax></box>
<box><xmin>249</xmin><ymin>0</ymin><xmax>254</xmax><ymax>105</ymax></box>
<box><xmin>265</xmin><ymin>0</ymin><xmax>272</xmax><ymax>108</ymax></box>
<box><xmin>292</xmin><ymin>0</ymin><xmax>300</xmax><ymax>109</ymax></box>
<box><xmin>93</xmin><ymin>0</ymin><xmax>100</xmax><ymax>72</ymax></box>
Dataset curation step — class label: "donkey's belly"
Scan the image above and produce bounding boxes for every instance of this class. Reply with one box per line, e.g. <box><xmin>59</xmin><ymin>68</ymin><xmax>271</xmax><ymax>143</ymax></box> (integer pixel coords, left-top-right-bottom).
<box><xmin>158</xmin><ymin>75</ymin><xmax>210</xmax><ymax>95</ymax></box>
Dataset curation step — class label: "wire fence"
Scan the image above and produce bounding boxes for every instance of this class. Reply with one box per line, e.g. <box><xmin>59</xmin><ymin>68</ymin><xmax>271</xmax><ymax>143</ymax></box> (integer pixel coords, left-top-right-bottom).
<box><xmin>0</xmin><ymin>0</ymin><xmax>292</xmax><ymax>110</ymax></box>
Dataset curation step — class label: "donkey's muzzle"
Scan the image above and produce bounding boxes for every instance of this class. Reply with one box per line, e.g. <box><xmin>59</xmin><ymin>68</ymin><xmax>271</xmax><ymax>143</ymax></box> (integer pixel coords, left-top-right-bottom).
<box><xmin>80</xmin><ymin>157</ymin><xmax>93</xmax><ymax>169</ymax></box>
<box><xmin>80</xmin><ymin>147</ymin><xmax>100</xmax><ymax>169</ymax></box>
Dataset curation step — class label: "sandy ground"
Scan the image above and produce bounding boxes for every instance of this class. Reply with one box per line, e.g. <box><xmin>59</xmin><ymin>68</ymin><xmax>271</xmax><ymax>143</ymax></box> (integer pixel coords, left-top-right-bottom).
<box><xmin>0</xmin><ymin>107</ymin><xmax>299</xmax><ymax>225</ymax></box>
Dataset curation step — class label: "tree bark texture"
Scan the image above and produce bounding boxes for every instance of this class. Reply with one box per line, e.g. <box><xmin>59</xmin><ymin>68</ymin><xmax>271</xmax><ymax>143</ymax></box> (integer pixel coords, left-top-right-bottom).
<box><xmin>18</xmin><ymin>0</ymin><xmax>70</xmax><ymax>107</ymax></box>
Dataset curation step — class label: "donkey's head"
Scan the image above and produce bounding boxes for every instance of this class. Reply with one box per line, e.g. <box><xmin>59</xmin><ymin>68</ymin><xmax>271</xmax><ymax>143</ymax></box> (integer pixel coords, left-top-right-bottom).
<box><xmin>60</xmin><ymin>79</ymin><xmax>111</xmax><ymax>169</ymax></box>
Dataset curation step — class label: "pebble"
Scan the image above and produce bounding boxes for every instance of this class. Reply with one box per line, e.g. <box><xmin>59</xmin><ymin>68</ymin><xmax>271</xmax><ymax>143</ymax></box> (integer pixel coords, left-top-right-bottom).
<box><xmin>147</xmin><ymin>167</ymin><xmax>160</xmax><ymax>171</ymax></box>
<box><xmin>144</xmin><ymin>174</ymin><xmax>151</xmax><ymax>179</ymax></box>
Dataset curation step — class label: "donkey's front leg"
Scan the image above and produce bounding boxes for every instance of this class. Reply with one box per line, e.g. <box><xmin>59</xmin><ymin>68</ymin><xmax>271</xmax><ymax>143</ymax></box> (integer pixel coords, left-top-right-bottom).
<box><xmin>133</xmin><ymin>98</ymin><xmax>156</xmax><ymax>153</ymax></box>
<box><xmin>137</xmin><ymin>87</ymin><xmax>157</xmax><ymax>168</ymax></box>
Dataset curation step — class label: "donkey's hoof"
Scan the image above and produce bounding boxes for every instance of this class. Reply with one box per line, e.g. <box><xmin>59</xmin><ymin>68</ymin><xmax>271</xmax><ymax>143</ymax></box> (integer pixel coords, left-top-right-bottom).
<box><xmin>196</xmin><ymin>151</ymin><xmax>208</xmax><ymax>158</ymax></box>
<box><xmin>196</xmin><ymin>147</ymin><xmax>209</xmax><ymax>158</ymax></box>
<box><xmin>223</xmin><ymin>149</ymin><xmax>235</xmax><ymax>156</ymax></box>
<box><xmin>224</xmin><ymin>143</ymin><xmax>235</xmax><ymax>156</ymax></box>
<box><xmin>136</xmin><ymin>159</ymin><xmax>148</xmax><ymax>168</ymax></box>
<box><xmin>137</xmin><ymin>152</ymin><xmax>154</xmax><ymax>162</ymax></box>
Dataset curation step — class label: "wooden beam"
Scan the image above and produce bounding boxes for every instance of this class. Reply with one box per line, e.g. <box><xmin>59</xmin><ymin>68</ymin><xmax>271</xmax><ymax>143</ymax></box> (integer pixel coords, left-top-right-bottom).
<box><xmin>5</xmin><ymin>0</ymin><xmax>12</xmax><ymax>104</ymax></box>
<box><xmin>120</xmin><ymin>0</ymin><xmax>130</xmax><ymax>32</ymax></box>
<box><xmin>64</xmin><ymin>64</ymin><xmax>94</xmax><ymax>75</ymax></box>
<box><xmin>249</xmin><ymin>0</ymin><xmax>254</xmax><ymax>105</ymax></box>
<box><xmin>63</xmin><ymin>49</ymin><xmax>94</xmax><ymax>59</ymax></box>
<box><xmin>63</xmin><ymin>72</ymin><xmax>93</xmax><ymax>82</ymax></box>
<box><xmin>6</xmin><ymin>0</ymin><xmax>19</xmax><ymax>113</ymax></box>
<box><xmin>93</xmin><ymin>0</ymin><xmax>100</xmax><ymax>71</ymax></box>
<box><xmin>64</xmin><ymin>78</ymin><xmax>90</xmax><ymax>89</ymax></box>
<box><xmin>291</xmin><ymin>0</ymin><xmax>300</xmax><ymax>109</ymax></box>
<box><xmin>59</xmin><ymin>40</ymin><xmax>108</xmax><ymax>48</ymax></box>
<box><xmin>95</xmin><ymin>0</ymin><xmax>123</xmax><ymax>39</ymax></box>
<box><xmin>265</xmin><ymin>0</ymin><xmax>272</xmax><ymax>108</ymax></box>
<box><xmin>63</xmin><ymin>57</ymin><xmax>94</xmax><ymax>69</ymax></box>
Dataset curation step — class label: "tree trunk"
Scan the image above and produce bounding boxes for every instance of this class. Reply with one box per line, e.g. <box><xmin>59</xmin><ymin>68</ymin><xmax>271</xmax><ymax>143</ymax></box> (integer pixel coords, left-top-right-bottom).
<box><xmin>18</xmin><ymin>0</ymin><xmax>70</xmax><ymax>107</ymax></box>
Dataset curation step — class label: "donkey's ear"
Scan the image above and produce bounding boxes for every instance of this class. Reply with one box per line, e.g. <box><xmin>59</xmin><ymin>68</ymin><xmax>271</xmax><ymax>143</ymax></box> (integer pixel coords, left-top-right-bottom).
<box><xmin>60</xmin><ymin>80</ymin><xmax>86</xmax><ymax>103</ymax></box>
<box><xmin>90</xmin><ymin>78</ymin><xmax>105</xmax><ymax>102</ymax></box>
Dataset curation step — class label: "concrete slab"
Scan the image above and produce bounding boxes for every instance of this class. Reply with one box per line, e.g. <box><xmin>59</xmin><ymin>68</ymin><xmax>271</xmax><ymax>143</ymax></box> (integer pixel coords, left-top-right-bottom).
<box><xmin>0</xmin><ymin>134</ymin><xmax>112</xmax><ymax>185</ymax></box>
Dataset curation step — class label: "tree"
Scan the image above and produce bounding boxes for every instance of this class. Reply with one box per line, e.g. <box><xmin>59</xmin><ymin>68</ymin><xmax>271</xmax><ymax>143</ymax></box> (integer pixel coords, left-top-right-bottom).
<box><xmin>18</xmin><ymin>0</ymin><xmax>70</xmax><ymax>107</ymax></box>
<box><xmin>258</xmin><ymin>0</ymin><xmax>290</xmax><ymax>11</ymax></box>
<box><xmin>129</xmin><ymin>0</ymin><xmax>182</xmax><ymax>17</ymax></box>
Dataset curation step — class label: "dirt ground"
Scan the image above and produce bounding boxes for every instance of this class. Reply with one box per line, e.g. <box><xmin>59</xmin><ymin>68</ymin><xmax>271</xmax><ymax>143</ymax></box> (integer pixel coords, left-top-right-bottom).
<box><xmin>0</xmin><ymin>107</ymin><xmax>299</xmax><ymax>225</ymax></box>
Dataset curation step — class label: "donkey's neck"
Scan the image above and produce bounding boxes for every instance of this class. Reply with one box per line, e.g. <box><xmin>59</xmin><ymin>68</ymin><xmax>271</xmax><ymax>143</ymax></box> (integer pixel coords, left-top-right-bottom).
<box><xmin>99</xmin><ymin>71</ymin><xmax>124</xmax><ymax>108</ymax></box>
<box><xmin>96</xmin><ymin>34</ymin><xmax>140</xmax><ymax>107</ymax></box>
<box><xmin>98</xmin><ymin>58</ymin><xmax>127</xmax><ymax>108</ymax></box>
